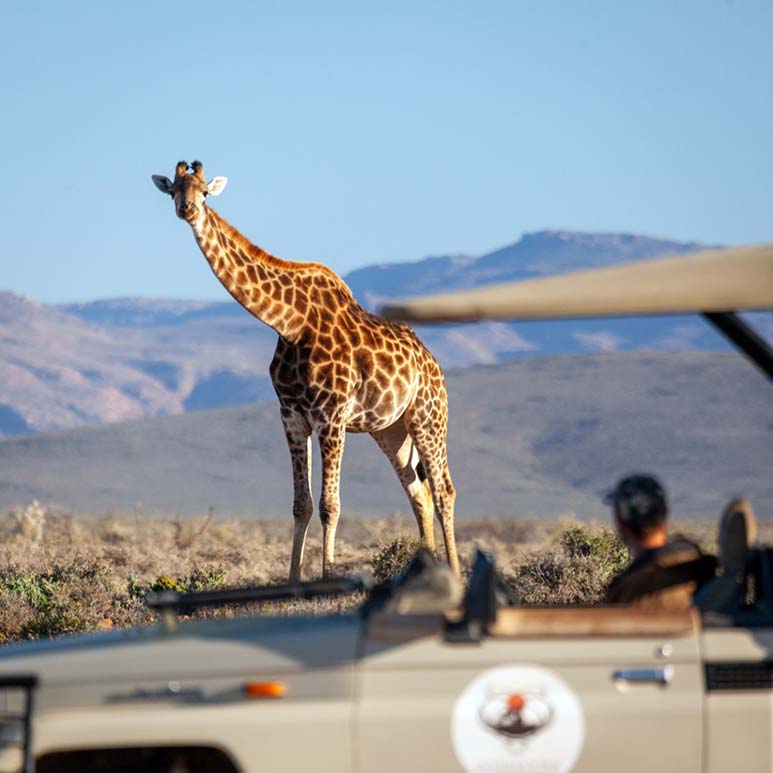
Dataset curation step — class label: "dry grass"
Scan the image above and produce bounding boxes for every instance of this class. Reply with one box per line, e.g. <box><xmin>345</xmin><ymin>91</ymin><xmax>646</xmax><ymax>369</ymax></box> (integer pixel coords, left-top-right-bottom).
<box><xmin>1</xmin><ymin>504</ymin><xmax>770</xmax><ymax>644</ymax></box>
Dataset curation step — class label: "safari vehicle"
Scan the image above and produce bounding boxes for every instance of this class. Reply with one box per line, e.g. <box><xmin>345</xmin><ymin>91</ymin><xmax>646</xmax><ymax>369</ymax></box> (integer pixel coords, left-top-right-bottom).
<box><xmin>0</xmin><ymin>244</ymin><xmax>771</xmax><ymax>773</ymax></box>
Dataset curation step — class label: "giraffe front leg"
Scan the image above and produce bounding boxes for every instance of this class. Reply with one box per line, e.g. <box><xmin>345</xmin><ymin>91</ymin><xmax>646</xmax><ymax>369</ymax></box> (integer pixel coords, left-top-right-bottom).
<box><xmin>283</xmin><ymin>416</ymin><xmax>313</xmax><ymax>583</ymax></box>
<box><xmin>318</xmin><ymin>425</ymin><xmax>346</xmax><ymax>579</ymax></box>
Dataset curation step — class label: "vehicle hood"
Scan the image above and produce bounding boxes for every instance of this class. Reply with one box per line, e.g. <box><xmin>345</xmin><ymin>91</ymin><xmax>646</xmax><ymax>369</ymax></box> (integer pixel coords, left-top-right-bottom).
<box><xmin>0</xmin><ymin>613</ymin><xmax>361</xmax><ymax>709</ymax></box>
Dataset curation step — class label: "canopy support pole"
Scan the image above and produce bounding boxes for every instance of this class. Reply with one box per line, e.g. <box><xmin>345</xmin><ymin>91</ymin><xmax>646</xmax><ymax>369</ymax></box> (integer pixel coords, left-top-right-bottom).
<box><xmin>703</xmin><ymin>312</ymin><xmax>773</xmax><ymax>380</ymax></box>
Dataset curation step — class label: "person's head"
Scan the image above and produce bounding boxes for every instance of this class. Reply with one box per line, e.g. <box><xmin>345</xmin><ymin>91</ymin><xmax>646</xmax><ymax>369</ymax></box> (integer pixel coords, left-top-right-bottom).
<box><xmin>605</xmin><ymin>473</ymin><xmax>668</xmax><ymax>553</ymax></box>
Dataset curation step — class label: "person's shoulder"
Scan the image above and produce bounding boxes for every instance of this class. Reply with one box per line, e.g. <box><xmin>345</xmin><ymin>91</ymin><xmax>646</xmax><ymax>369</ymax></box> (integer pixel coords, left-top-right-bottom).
<box><xmin>604</xmin><ymin>557</ymin><xmax>659</xmax><ymax>603</ymax></box>
<box><xmin>654</xmin><ymin>535</ymin><xmax>704</xmax><ymax>566</ymax></box>
<box><xmin>604</xmin><ymin>537</ymin><xmax>715</xmax><ymax>605</ymax></box>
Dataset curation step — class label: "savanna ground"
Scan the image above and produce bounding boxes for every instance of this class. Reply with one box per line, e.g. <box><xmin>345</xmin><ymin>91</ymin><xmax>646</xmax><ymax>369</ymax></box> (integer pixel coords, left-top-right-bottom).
<box><xmin>2</xmin><ymin>503</ymin><xmax>771</xmax><ymax>644</ymax></box>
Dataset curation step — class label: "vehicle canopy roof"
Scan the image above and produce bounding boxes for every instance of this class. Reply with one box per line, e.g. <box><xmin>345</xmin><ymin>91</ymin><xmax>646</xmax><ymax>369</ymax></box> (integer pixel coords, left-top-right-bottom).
<box><xmin>380</xmin><ymin>244</ymin><xmax>773</xmax><ymax>323</ymax></box>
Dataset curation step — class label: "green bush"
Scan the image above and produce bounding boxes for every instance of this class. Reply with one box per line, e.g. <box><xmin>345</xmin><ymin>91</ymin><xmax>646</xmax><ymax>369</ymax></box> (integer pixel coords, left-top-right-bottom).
<box><xmin>128</xmin><ymin>564</ymin><xmax>229</xmax><ymax>603</ymax></box>
<box><xmin>0</xmin><ymin>559</ymin><xmax>231</xmax><ymax>641</ymax></box>
<box><xmin>186</xmin><ymin>564</ymin><xmax>226</xmax><ymax>592</ymax></box>
<box><xmin>0</xmin><ymin>559</ymin><xmax>116</xmax><ymax>639</ymax></box>
<box><xmin>560</xmin><ymin>524</ymin><xmax>629</xmax><ymax>575</ymax></box>
<box><xmin>505</xmin><ymin>524</ymin><xmax>629</xmax><ymax>605</ymax></box>
<box><xmin>372</xmin><ymin>535</ymin><xmax>425</xmax><ymax>583</ymax></box>
<box><xmin>127</xmin><ymin>574</ymin><xmax>147</xmax><ymax>602</ymax></box>
<box><xmin>150</xmin><ymin>573</ymin><xmax>181</xmax><ymax>593</ymax></box>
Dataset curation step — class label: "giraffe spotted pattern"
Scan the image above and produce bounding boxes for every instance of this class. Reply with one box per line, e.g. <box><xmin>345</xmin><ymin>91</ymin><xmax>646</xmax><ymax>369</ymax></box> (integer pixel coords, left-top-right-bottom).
<box><xmin>153</xmin><ymin>160</ymin><xmax>458</xmax><ymax>580</ymax></box>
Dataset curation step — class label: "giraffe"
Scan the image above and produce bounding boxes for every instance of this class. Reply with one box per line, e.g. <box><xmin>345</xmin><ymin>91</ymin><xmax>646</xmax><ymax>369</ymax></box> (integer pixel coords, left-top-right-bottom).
<box><xmin>152</xmin><ymin>160</ymin><xmax>459</xmax><ymax>581</ymax></box>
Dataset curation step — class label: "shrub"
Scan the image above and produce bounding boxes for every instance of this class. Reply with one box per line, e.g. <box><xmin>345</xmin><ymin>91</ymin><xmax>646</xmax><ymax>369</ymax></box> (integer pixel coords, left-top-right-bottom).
<box><xmin>559</xmin><ymin>524</ymin><xmax>629</xmax><ymax>575</ymax></box>
<box><xmin>0</xmin><ymin>559</ymin><xmax>116</xmax><ymax>639</ymax></box>
<box><xmin>0</xmin><ymin>588</ymin><xmax>35</xmax><ymax>643</ymax></box>
<box><xmin>186</xmin><ymin>564</ymin><xmax>227</xmax><ymax>592</ymax></box>
<box><xmin>505</xmin><ymin>524</ymin><xmax>629</xmax><ymax>605</ymax></box>
<box><xmin>150</xmin><ymin>574</ymin><xmax>182</xmax><ymax>593</ymax></box>
<box><xmin>372</xmin><ymin>535</ymin><xmax>425</xmax><ymax>583</ymax></box>
<box><xmin>10</xmin><ymin>501</ymin><xmax>46</xmax><ymax>543</ymax></box>
<box><xmin>127</xmin><ymin>574</ymin><xmax>147</xmax><ymax>602</ymax></box>
<box><xmin>148</xmin><ymin>565</ymin><xmax>228</xmax><ymax>595</ymax></box>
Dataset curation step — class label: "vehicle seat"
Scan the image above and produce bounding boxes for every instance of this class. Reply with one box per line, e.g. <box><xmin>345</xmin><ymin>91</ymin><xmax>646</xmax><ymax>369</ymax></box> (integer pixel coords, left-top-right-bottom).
<box><xmin>718</xmin><ymin>498</ymin><xmax>757</xmax><ymax>579</ymax></box>
<box><xmin>694</xmin><ymin>498</ymin><xmax>758</xmax><ymax>613</ymax></box>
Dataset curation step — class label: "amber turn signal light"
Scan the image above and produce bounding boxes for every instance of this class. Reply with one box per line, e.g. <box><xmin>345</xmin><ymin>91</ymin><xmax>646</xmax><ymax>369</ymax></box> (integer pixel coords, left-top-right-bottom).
<box><xmin>244</xmin><ymin>681</ymin><xmax>286</xmax><ymax>699</ymax></box>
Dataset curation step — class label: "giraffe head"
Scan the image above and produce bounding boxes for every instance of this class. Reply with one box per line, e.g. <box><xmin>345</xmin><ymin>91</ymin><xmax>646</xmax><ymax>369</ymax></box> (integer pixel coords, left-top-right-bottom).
<box><xmin>152</xmin><ymin>160</ymin><xmax>228</xmax><ymax>225</ymax></box>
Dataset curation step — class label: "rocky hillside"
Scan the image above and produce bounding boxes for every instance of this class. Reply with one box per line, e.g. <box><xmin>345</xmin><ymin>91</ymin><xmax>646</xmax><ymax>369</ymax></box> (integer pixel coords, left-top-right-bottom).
<box><xmin>1</xmin><ymin>352</ymin><xmax>770</xmax><ymax>519</ymax></box>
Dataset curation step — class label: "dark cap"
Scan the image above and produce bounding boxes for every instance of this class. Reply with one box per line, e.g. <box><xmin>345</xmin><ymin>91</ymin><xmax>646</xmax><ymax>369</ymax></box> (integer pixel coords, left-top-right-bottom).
<box><xmin>604</xmin><ymin>473</ymin><xmax>668</xmax><ymax>528</ymax></box>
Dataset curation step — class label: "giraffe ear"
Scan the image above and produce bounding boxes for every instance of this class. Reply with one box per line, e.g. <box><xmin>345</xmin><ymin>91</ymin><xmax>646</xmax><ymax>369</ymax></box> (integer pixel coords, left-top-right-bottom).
<box><xmin>152</xmin><ymin>175</ymin><xmax>173</xmax><ymax>195</ymax></box>
<box><xmin>206</xmin><ymin>176</ymin><xmax>228</xmax><ymax>196</ymax></box>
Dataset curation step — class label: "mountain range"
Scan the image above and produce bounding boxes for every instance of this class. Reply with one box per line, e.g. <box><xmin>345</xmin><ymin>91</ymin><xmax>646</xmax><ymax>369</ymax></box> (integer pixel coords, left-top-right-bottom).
<box><xmin>2</xmin><ymin>229</ymin><xmax>769</xmax><ymax>436</ymax></box>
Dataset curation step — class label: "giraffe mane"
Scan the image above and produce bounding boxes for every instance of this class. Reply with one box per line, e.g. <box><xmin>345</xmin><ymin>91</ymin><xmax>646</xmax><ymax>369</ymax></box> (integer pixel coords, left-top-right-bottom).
<box><xmin>207</xmin><ymin>208</ymin><xmax>354</xmax><ymax>295</ymax></box>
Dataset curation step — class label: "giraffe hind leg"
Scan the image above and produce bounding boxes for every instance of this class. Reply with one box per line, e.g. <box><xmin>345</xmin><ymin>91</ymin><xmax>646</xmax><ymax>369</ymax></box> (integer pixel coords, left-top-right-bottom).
<box><xmin>422</xmin><ymin>451</ymin><xmax>459</xmax><ymax>574</ymax></box>
<box><xmin>371</xmin><ymin>421</ymin><xmax>435</xmax><ymax>551</ymax></box>
<box><xmin>407</xmin><ymin>416</ymin><xmax>459</xmax><ymax>574</ymax></box>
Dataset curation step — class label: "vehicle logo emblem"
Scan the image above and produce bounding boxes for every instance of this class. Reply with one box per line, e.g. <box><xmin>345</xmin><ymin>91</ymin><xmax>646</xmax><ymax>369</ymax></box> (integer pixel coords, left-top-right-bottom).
<box><xmin>478</xmin><ymin>690</ymin><xmax>553</xmax><ymax>740</ymax></box>
<box><xmin>452</xmin><ymin>665</ymin><xmax>585</xmax><ymax>773</ymax></box>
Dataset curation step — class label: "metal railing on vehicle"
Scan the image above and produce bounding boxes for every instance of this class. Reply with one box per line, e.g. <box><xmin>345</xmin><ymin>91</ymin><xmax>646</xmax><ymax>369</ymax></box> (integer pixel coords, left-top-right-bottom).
<box><xmin>145</xmin><ymin>577</ymin><xmax>370</xmax><ymax>631</ymax></box>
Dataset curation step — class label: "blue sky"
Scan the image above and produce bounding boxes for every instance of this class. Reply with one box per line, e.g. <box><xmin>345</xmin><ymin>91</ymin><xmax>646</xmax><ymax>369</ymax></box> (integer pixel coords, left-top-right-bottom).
<box><xmin>2</xmin><ymin>0</ymin><xmax>771</xmax><ymax>303</ymax></box>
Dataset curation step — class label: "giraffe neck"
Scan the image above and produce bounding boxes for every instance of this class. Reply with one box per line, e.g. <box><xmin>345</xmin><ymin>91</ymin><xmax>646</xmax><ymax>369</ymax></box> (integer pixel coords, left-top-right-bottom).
<box><xmin>191</xmin><ymin>207</ymin><xmax>308</xmax><ymax>341</ymax></box>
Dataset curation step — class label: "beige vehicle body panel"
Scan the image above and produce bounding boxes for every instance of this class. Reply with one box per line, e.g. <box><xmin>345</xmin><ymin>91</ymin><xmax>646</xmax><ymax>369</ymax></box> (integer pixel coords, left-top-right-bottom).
<box><xmin>0</xmin><ymin>614</ymin><xmax>359</xmax><ymax>773</ymax></box>
<box><xmin>701</xmin><ymin>627</ymin><xmax>773</xmax><ymax>773</ymax></box>
<box><xmin>1</xmin><ymin>606</ymin><xmax>771</xmax><ymax>772</ymax></box>
<box><xmin>357</xmin><ymin>610</ymin><xmax>704</xmax><ymax>773</ymax></box>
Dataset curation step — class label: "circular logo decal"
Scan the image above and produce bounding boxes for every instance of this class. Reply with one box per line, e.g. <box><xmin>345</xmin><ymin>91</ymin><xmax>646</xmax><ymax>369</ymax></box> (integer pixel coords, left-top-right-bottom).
<box><xmin>452</xmin><ymin>665</ymin><xmax>585</xmax><ymax>772</ymax></box>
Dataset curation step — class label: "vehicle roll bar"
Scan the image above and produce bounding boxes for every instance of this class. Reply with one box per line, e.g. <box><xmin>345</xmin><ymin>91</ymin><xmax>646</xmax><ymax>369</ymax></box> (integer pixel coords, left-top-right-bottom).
<box><xmin>0</xmin><ymin>674</ymin><xmax>38</xmax><ymax>773</ymax></box>
<box><xmin>146</xmin><ymin>576</ymin><xmax>370</xmax><ymax>630</ymax></box>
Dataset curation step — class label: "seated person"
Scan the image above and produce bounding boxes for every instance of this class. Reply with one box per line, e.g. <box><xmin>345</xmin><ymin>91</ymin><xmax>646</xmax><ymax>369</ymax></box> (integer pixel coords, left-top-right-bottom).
<box><xmin>604</xmin><ymin>474</ymin><xmax>716</xmax><ymax>610</ymax></box>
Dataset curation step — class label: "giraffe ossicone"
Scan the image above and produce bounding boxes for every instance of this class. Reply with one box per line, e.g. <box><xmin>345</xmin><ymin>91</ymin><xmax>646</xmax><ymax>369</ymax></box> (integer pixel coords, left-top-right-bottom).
<box><xmin>152</xmin><ymin>160</ymin><xmax>459</xmax><ymax>580</ymax></box>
